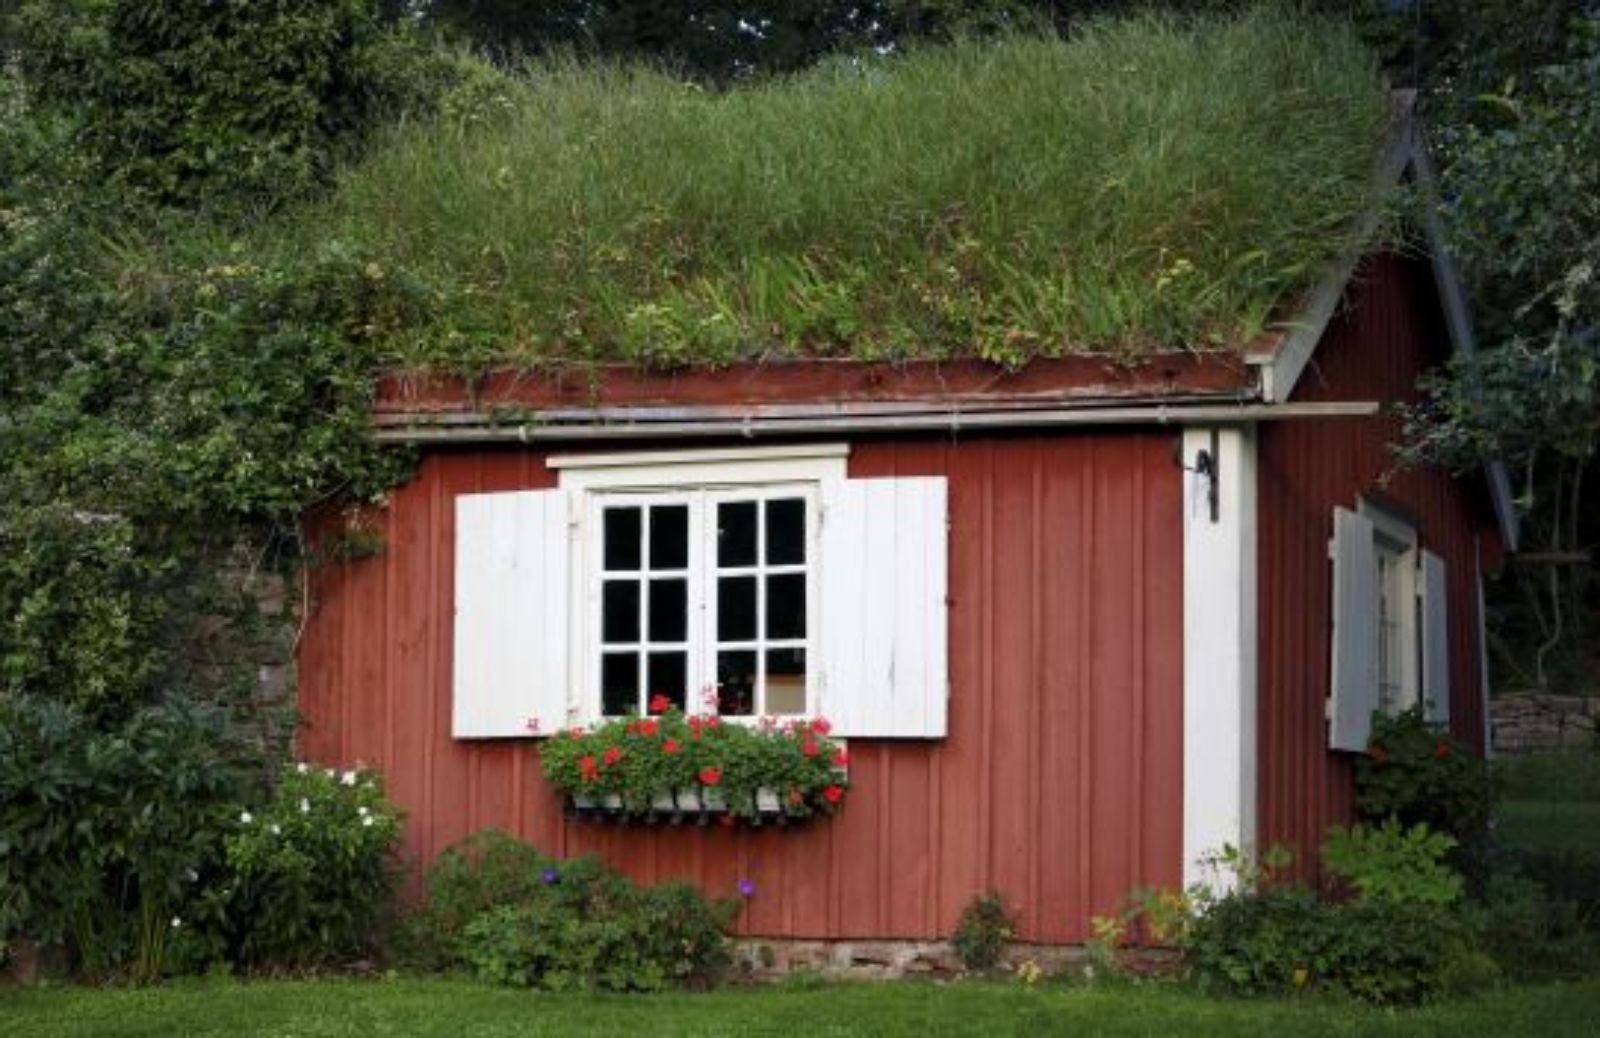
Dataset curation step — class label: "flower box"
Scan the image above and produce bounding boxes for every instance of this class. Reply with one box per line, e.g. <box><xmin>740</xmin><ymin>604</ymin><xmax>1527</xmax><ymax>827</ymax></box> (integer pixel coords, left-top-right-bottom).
<box><xmin>542</xmin><ymin>700</ymin><xmax>851</xmax><ymax>826</ymax></box>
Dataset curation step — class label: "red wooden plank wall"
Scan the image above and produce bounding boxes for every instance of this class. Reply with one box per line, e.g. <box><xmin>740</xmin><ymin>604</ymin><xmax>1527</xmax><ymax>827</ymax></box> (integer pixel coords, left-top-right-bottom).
<box><xmin>298</xmin><ymin>432</ymin><xmax>1184</xmax><ymax>943</ymax></box>
<box><xmin>1256</xmin><ymin>251</ymin><xmax>1496</xmax><ymax>874</ymax></box>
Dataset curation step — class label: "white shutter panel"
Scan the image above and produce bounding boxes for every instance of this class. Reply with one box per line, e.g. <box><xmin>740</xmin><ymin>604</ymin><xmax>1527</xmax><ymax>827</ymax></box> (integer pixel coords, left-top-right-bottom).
<box><xmin>1420</xmin><ymin>550</ymin><xmax>1451</xmax><ymax>726</ymax></box>
<box><xmin>452</xmin><ymin>490</ymin><xmax>571</xmax><ymax>738</ymax></box>
<box><xmin>818</xmin><ymin>477</ymin><xmax>948</xmax><ymax>738</ymax></box>
<box><xmin>1329</xmin><ymin>507</ymin><xmax>1380</xmax><ymax>751</ymax></box>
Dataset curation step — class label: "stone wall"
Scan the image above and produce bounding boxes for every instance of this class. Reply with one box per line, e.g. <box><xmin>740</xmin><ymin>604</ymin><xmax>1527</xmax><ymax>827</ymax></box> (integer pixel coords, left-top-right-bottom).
<box><xmin>1490</xmin><ymin>692</ymin><xmax>1600</xmax><ymax>755</ymax></box>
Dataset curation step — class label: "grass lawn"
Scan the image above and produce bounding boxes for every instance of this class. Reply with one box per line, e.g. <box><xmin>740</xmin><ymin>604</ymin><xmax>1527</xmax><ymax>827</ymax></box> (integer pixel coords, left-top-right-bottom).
<box><xmin>1498</xmin><ymin>801</ymin><xmax>1600</xmax><ymax>858</ymax></box>
<box><xmin>3</xmin><ymin>978</ymin><xmax>1599</xmax><ymax>1038</ymax></box>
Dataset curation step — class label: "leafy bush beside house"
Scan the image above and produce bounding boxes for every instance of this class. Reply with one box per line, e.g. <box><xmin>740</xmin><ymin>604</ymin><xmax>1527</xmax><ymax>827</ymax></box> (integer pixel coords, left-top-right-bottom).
<box><xmin>404</xmin><ymin>830</ymin><xmax>737</xmax><ymax>991</ymax></box>
<box><xmin>0</xmin><ymin>721</ymin><xmax>402</xmax><ymax>981</ymax></box>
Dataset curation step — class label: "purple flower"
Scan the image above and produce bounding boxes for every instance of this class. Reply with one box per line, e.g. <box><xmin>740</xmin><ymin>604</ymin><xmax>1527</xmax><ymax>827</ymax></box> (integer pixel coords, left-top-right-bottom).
<box><xmin>737</xmin><ymin>878</ymin><xmax>756</xmax><ymax>898</ymax></box>
<box><xmin>541</xmin><ymin>868</ymin><xmax>561</xmax><ymax>885</ymax></box>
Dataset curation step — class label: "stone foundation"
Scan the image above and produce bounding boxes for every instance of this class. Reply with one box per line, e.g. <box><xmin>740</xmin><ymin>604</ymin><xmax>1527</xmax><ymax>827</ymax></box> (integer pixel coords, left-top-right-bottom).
<box><xmin>729</xmin><ymin>938</ymin><xmax>1178</xmax><ymax>982</ymax></box>
<box><xmin>1491</xmin><ymin>692</ymin><xmax>1599</xmax><ymax>755</ymax></box>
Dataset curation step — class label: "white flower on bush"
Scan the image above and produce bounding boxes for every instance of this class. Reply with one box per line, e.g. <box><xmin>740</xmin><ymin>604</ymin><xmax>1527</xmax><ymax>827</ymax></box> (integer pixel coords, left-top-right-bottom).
<box><xmin>270</xmin><ymin>823</ymin><xmax>281</xmax><ymax>835</ymax></box>
<box><xmin>239</xmin><ymin>811</ymin><xmax>253</xmax><ymax>824</ymax></box>
<box><xmin>299</xmin><ymin>798</ymin><xmax>310</xmax><ymax>814</ymax></box>
<box><xmin>357</xmin><ymin>805</ymin><xmax>370</xmax><ymax>818</ymax></box>
<box><xmin>184</xmin><ymin>867</ymin><xmax>199</xmax><ymax>883</ymax></box>
<box><xmin>362</xmin><ymin>815</ymin><xmax>375</xmax><ymax>827</ymax></box>
<box><xmin>170</xmin><ymin>917</ymin><xmax>182</xmax><ymax>929</ymax></box>
<box><xmin>341</xmin><ymin>770</ymin><xmax>358</xmax><ymax>786</ymax></box>
<box><xmin>296</xmin><ymin>762</ymin><xmax>309</xmax><ymax>775</ymax></box>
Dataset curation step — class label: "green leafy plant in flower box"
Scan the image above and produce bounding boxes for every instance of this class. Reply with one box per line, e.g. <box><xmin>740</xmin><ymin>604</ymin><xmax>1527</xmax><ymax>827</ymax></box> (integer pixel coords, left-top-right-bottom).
<box><xmin>538</xmin><ymin>696</ymin><xmax>849</xmax><ymax>821</ymax></box>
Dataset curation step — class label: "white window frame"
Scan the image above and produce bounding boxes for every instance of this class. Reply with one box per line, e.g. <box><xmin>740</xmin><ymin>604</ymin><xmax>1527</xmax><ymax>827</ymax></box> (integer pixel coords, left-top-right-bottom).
<box><xmin>552</xmin><ymin>444</ymin><xmax>848</xmax><ymax>724</ymax></box>
<box><xmin>1361</xmin><ymin>500</ymin><xmax>1420</xmax><ymax>715</ymax></box>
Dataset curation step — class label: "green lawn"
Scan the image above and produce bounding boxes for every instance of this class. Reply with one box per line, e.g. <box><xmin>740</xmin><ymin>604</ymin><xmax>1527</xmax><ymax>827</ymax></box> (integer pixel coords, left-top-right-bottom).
<box><xmin>1498</xmin><ymin>801</ymin><xmax>1600</xmax><ymax>857</ymax></box>
<box><xmin>3</xmin><ymin>979</ymin><xmax>1598</xmax><ymax>1038</ymax></box>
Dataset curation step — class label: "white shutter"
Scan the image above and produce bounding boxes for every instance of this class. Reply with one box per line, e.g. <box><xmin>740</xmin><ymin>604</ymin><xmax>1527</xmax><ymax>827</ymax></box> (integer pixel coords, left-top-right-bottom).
<box><xmin>1329</xmin><ymin>507</ymin><xmax>1380</xmax><ymax>751</ymax></box>
<box><xmin>452</xmin><ymin>490</ymin><xmax>571</xmax><ymax>738</ymax></box>
<box><xmin>1420</xmin><ymin>549</ymin><xmax>1451</xmax><ymax>726</ymax></box>
<box><xmin>817</xmin><ymin>477</ymin><xmax>948</xmax><ymax>738</ymax></box>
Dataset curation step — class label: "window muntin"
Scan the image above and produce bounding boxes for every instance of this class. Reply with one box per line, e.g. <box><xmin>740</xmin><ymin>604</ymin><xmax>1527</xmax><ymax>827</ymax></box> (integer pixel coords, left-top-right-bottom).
<box><xmin>708</xmin><ymin>492</ymin><xmax>809</xmax><ymax>717</ymax></box>
<box><xmin>1363</xmin><ymin>500</ymin><xmax>1420</xmax><ymax>715</ymax></box>
<box><xmin>590</xmin><ymin>486</ymin><xmax>815</xmax><ymax>719</ymax></box>
<box><xmin>1376</xmin><ymin>543</ymin><xmax>1410</xmax><ymax>712</ymax></box>
<box><xmin>597</xmin><ymin>498</ymin><xmax>694</xmax><ymax>716</ymax></box>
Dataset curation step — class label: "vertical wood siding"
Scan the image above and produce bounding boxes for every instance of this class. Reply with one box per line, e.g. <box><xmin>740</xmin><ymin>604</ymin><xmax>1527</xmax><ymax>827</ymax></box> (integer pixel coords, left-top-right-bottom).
<box><xmin>298</xmin><ymin>433</ymin><xmax>1183</xmax><ymax>942</ymax></box>
<box><xmin>1257</xmin><ymin>252</ymin><xmax>1496</xmax><ymax>874</ymax></box>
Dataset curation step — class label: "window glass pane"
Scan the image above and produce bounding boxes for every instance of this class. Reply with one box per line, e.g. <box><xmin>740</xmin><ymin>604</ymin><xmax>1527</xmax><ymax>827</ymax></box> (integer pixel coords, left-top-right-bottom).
<box><xmin>601</xmin><ymin>653</ymin><xmax>639</xmax><ymax>716</ymax></box>
<box><xmin>650</xmin><ymin>504</ymin><xmax>689</xmax><ymax>570</ymax></box>
<box><xmin>603</xmin><ymin>507</ymin><xmax>641</xmax><ymax>571</ymax></box>
<box><xmin>647</xmin><ymin>652</ymin><xmax>687</xmax><ymax>712</ymax></box>
<box><xmin>766</xmin><ymin>498</ymin><xmax>805</xmax><ymax>564</ymax></box>
<box><xmin>717</xmin><ymin>651</ymin><xmax>757</xmax><ymax>716</ymax></box>
<box><xmin>766</xmin><ymin>573</ymin><xmax>806</xmax><ymax>639</ymax></box>
<box><xmin>648</xmin><ymin>579</ymin><xmax>687</xmax><ymax>643</ymax></box>
<box><xmin>766</xmin><ymin>648</ymin><xmax>807</xmax><ymax>715</ymax></box>
<box><xmin>718</xmin><ymin>576</ymin><xmax>757</xmax><ymax>641</ymax></box>
<box><xmin>601</xmin><ymin>580</ymin><xmax>640</xmax><ymax>644</ymax></box>
<box><xmin>718</xmin><ymin>501</ymin><xmax>758</xmax><ymax>567</ymax></box>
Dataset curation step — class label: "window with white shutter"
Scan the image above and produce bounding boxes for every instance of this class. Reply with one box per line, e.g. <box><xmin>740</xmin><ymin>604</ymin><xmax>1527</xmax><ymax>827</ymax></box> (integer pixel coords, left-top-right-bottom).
<box><xmin>448</xmin><ymin>445</ymin><xmax>951</xmax><ymax>739</ymax></box>
<box><xmin>816</xmin><ymin>477</ymin><xmax>949</xmax><ymax>738</ymax></box>
<box><xmin>1329</xmin><ymin>507</ymin><xmax>1381</xmax><ymax>752</ymax></box>
<box><xmin>1327</xmin><ymin>503</ymin><xmax>1452</xmax><ymax>751</ymax></box>
<box><xmin>1420</xmin><ymin>550</ymin><xmax>1451</xmax><ymax>725</ymax></box>
<box><xmin>453</xmin><ymin>489</ymin><xmax>572</xmax><ymax>738</ymax></box>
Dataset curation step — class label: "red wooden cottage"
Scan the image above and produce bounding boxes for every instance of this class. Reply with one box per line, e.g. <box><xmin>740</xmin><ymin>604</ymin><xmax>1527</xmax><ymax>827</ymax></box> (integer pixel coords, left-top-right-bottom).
<box><xmin>295</xmin><ymin>102</ymin><xmax>1515</xmax><ymax>950</ymax></box>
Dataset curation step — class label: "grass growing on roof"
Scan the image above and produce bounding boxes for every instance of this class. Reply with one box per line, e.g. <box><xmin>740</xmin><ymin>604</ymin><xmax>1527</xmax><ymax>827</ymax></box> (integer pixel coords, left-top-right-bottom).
<box><xmin>265</xmin><ymin>8</ymin><xmax>1392</xmax><ymax>371</ymax></box>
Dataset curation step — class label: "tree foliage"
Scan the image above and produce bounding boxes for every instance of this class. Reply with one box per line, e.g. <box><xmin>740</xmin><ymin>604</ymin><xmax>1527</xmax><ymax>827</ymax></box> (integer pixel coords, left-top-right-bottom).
<box><xmin>1398</xmin><ymin>2</ymin><xmax>1600</xmax><ymax>687</ymax></box>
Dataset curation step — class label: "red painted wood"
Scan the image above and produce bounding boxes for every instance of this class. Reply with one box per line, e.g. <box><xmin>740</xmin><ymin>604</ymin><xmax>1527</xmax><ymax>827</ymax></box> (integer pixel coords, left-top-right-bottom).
<box><xmin>1257</xmin><ymin>252</ymin><xmax>1497</xmax><ymax>877</ymax></box>
<box><xmin>298</xmin><ymin>432</ymin><xmax>1185</xmax><ymax>943</ymax></box>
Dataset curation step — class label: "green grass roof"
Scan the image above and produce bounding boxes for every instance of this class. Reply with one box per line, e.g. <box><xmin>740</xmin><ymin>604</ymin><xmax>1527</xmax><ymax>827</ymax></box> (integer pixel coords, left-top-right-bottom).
<box><xmin>284</xmin><ymin>9</ymin><xmax>1393</xmax><ymax>370</ymax></box>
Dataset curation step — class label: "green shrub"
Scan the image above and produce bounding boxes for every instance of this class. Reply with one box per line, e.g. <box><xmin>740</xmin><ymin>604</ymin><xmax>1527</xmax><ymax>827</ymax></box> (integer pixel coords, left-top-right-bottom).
<box><xmin>215</xmin><ymin>763</ymin><xmax>403</xmax><ymax>970</ymax></box>
<box><xmin>1465</xmin><ymin>871</ymin><xmax>1600</xmax><ymax>980</ymax></box>
<box><xmin>1185</xmin><ymin>884</ymin><xmax>1493</xmax><ymax>1005</ymax></box>
<box><xmin>1356</xmin><ymin>708</ymin><xmax>1492</xmax><ymax>843</ymax></box>
<box><xmin>1321</xmin><ymin>820</ymin><xmax>1464</xmax><ymax>905</ymax></box>
<box><xmin>411</xmin><ymin>830</ymin><xmax>736</xmax><ymax>991</ymax></box>
<box><xmin>951</xmin><ymin>891</ymin><xmax>1016</xmax><ymax>971</ymax></box>
<box><xmin>0</xmin><ymin>694</ymin><xmax>248</xmax><ymax>980</ymax></box>
<box><xmin>1185</xmin><ymin>884</ymin><xmax>1329</xmax><ymax>996</ymax></box>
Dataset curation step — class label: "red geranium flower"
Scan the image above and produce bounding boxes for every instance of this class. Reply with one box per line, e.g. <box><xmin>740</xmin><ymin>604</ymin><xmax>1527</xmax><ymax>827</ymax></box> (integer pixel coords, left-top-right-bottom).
<box><xmin>1435</xmin><ymin>741</ymin><xmax>1451</xmax><ymax>759</ymax></box>
<box><xmin>568</xmin><ymin>727</ymin><xmax>585</xmax><ymax>740</ymax></box>
<box><xmin>833</xmin><ymin>748</ymin><xmax>850</xmax><ymax>767</ymax></box>
<box><xmin>641</xmin><ymin>719</ymin><xmax>660</xmax><ymax>738</ymax></box>
<box><xmin>699</xmin><ymin>766</ymin><xmax>723</xmax><ymax>786</ymax></box>
<box><xmin>707</xmin><ymin>717</ymin><xmax>722</xmax><ymax>730</ymax></box>
<box><xmin>649</xmin><ymin>693</ymin><xmax>672</xmax><ymax>715</ymax></box>
<box><xmin>579</xmin><ymin>755</ymin><xmax>599</xmax><ymax>782</ymax></box>
<box><xmin>823</xmin><ymin>785</ymin><xmax>844</xmax><ymax>804</ymax></box>
<box><xmin>811</xmin><ymin>717</ymin><xmax>832</xmax><ymax>736</ymax></box>
<box><xmin>603</xmin><ymin>746</ymin><xmax>624</xmax><ymax>766</ymax></box>
<box><xmin>626</xmin><ymin>720</ymin><xmax>641</xmax><ymax>735</ymax></box>
<box><xmin>662</xmin><ymin>739</ymin><xmax>681</xmax><ymax>755</ymax></box>
<box><xmin>1367</xmin><ymin>745</ymin><xmax>1388</xmax><ymax>762</ymax></box>
<box><xmin>802</xmin><ymin>738</ymin><xmax>819</xmax><ymax>758</ymax></box>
